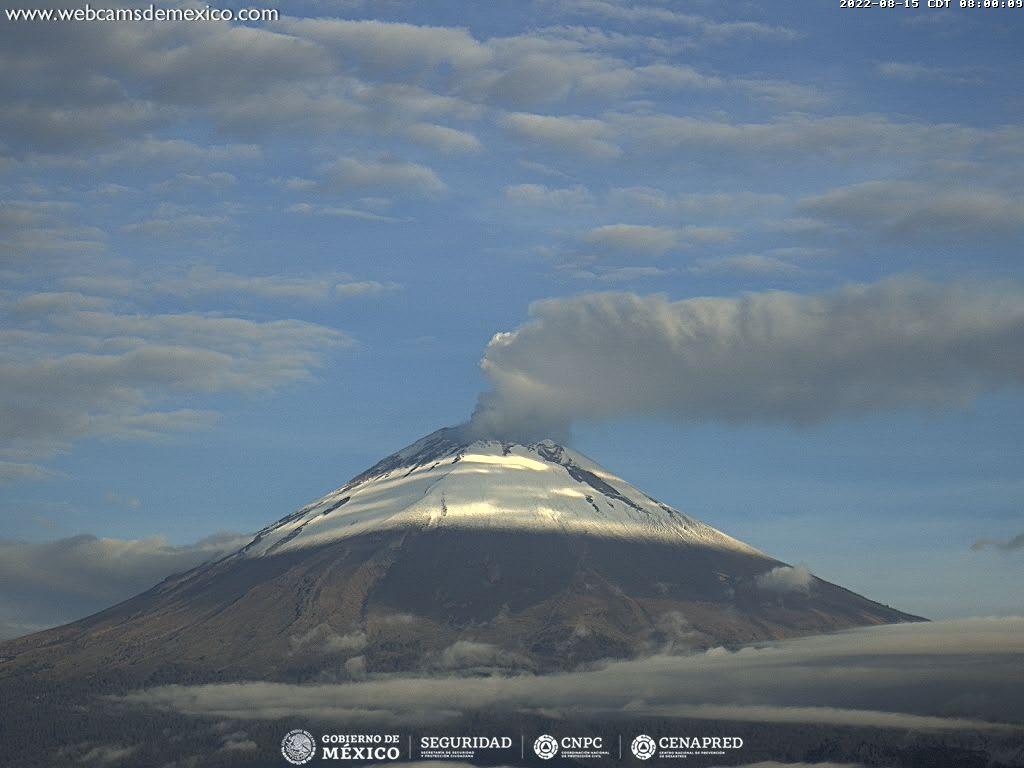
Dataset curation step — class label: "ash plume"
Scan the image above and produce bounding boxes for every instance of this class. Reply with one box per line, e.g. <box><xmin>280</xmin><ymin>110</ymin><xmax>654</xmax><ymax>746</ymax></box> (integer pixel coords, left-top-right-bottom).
<box><xmin>469</xmin><ymin>278</ymin><xmax>1024</xmax><ymax>440</ymax></box>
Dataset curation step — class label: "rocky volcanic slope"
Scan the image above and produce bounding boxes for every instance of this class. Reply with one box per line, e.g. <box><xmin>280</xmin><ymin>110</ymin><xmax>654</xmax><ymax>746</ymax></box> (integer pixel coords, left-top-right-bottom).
<box><xmin>0</xmin><ymin>428</ymin><xmax>922</xmax><ymax>685</ymax></box>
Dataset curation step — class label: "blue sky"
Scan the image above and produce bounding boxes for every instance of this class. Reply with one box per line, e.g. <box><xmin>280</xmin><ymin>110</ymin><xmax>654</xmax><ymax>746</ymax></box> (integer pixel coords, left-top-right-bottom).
<box><xmin>1</xmin><ymin>0</ymin><xmax>1022</xmax><ymax>635</ymax></box>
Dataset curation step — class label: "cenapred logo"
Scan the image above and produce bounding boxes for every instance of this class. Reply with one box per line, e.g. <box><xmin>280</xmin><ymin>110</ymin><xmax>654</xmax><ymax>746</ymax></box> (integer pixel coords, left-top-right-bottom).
<box><xmin>533</xmin><ymin>734</ymin><xmax>559</xmax><ymax>760</ymax></box>
<box><xmin>631</xmin><ymin>734</ymin><xmax>657</xmax><ymax>760</ymax></box>
<box><xmin>281</xmin><ymin>729</ymin><xmax>316</xmax><ymax>765</ymax></box>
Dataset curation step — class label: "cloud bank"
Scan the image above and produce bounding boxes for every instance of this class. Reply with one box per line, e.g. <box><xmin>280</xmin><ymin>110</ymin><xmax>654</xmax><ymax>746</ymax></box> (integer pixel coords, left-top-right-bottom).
<box><xmin>470</xmin><ymin>278</ymin><xmax>1024</xmax><ymax>440</ymax></box>
<box><xmin>125</xmin><ymin>618</ymin><xmax>1024</xmax><ymax>732</ymax></box>
<box><xmin>0</xmin><ymin>532</ymin><xmax>248</xmax><ymax>639</ymax></box>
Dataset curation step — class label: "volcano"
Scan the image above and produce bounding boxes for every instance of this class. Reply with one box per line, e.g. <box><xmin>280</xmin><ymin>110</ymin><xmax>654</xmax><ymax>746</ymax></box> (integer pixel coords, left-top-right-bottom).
<box><xmin>0</xmin><ymin>428</ymin><xmax>922</xmax><ymax>684</ymax></box>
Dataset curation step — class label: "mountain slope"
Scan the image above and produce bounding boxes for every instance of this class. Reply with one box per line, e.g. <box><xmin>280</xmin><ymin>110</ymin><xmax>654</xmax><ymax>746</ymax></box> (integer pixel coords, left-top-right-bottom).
<box><xmin>237</xmin><ymin>428</ymin><xmax>764</xmax><ymax>558</ymax></box>
<box><xmin>0</xmin><ymin>429</ymin><xmax>923</xmax><ymax>684</ymax></box>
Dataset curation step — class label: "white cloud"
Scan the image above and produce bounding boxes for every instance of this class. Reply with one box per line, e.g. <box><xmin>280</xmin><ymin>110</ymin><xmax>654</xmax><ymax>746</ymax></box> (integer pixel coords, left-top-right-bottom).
<box><xmin>149</xmin><ymin>267</ymin><xmax>401</xmax><ymax>303</ymax></box>
<box><xmin>583</xmin><ymin>224</ymin><xmax>679</xmax><ymax>255</ymax></box>
<box><xmin>10</xmin><ymin>291</ymin><xmax>111</xmax><ymax>316</ymax></box>
<box><xmin>403</xmin><ymin>123</ymin><xmax>483</xmax><ymax>154</ymax></box>
<box><xmin>505</xmin><ymin>183</ymin><xmax>593</xmax><ymax>208</ymax></box>
<box><xmin>433</xmin><ymin>641</ymin><xmax>533</xmax><ymax>672</ymax></box>
<box><xmin>552</xmin><ymin>0</ymin><xmax>799</xmax><ymax>44</ymax></box>
<box><xmin>690</xmin><ymin>254</ymin><xmax>802</xmax><ymax>276</ymax></box>
<box><xmin>799</xmin><ymin>181</ymin><xmax>1024</xmax><ymax>241</ymax></box>
<box><xmin>334</xmin><ymin>281</ymin><xmax>403</xmax><ymax>298</ymax></box>
<box><xmin>876</xmin><ymin>61</ymin><xmax>980</xmax><ymax>85</ymax></box>
<box><xmin>0</xmin><ymin>297</ymin><xmax>350</xmax><ymax>460</ymax></box>
<box><xmin>0</xmin><ymin>202</ymin><xmax>108</xmax><ymax>266</ymax></box>
<box><xmin>551</xmin><ymin>0</ymin><xmax>706</xmax><ymax>28</ymax></box>
<box><xmin>285</xmin><ymin>203</ymin><xmax>403</xmax><ymax>223</ymax></box>
<box><xmin>571</xmin><ymin>265</ymin><xmax>676</xmax><ymax>283</ymax></box>
<box><xmin>461</xmin><ymin>39</ymin><xmax>726</xmax><ymax>107</ymax></box>
<box><xmin>275</xmin><ymin>18</ymin><xmax>492</xmax><ymax>74</ymax></box>
<box><xmin>1</xmin><ymin>100</ymin><xmax>166</xmax><ymax>154</ymax></box>
<box><xmin>493</xmin><ymin>110</ymin><xmax>1020</xmax><ymax>175</ymax></box>
<box><xmin>578</xmin><ymin>224</ymin><xmax>733</xmax><ymax>259</ymax></box>
<box><xmin>734</xmin><ymin>78</ymin><xmax>827</xmax><ymax>108</ymax></box>
<box><xmin>156</xmin><ymin>268</ymin><xmax>343</xmax><ymax>302</ymax></box>
<box><xmin>290</xmin><ymin>624</ymin><xmax>368</xmax><ymax>656</ymax></box>
<box><xmin>757</xmin><ymin>565</ymin><xmax>814</xmax><ymax>594</ymax></box>
<box><xmin>121</xmin><ymin>213</ymin><xmax>231</xmax><ymax>238</ymax></box>
<box><xmin>500</xmin><ymin>112</ymin><xmax>621</xmax><ymax>158</ymax></box>
<box><xmin>608</xmin><ymin>187</ymin><xmax>786</xmax><ymax>218</ymax></box>
<box><xmin>76</xmin><ymin>743</ymin><xmax>139</xmax><ymax>765</ymax></box>
<box><xmin>149</xmin><ymin>172</ymin><xmax>237</xmax><ymax>193</ymax></box>
<box><xmin>77</xmin><ymin>137</ymin><xmax>261</xmax><ymax>169</ymax></box>
<box><xmin>700</xmin><ymin>20</ymin><xmax>800</xmax><ymax>44</ymax></box>
<box><xmin>609</xmin><ymin>113</ymin><xmax>1023</xmax><ymax>163</ymax></box>
<box><xmin>0</xmin><ymin>17</ymin><xmax>323</xmax><ymax>153</ymax></box>
<box><xmin>317</xmin><ymin>157</ymin><xmax>447</xmax><ymax>198</ymax></box>
<box><xmin>0</xmin><ymin>461</ymin><xmax>55</xmax><ymax>485</ymax></box>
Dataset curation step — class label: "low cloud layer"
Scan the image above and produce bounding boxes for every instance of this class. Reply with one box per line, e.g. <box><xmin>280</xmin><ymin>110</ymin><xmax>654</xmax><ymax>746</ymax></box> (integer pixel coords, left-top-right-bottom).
<box><xmin>470</xmin><ymin>278</ymin><xmax>1024</xmax><ymax>440</ymax></box>
<box><xmin>0</xmin><ymin>532</ymin><xmax>248</xmax><ymax>639</ymax></box>
<box><xmin>125</xmin><ymin>618</ymin><xmax>1024</xmax><ymax>732</ymax></box>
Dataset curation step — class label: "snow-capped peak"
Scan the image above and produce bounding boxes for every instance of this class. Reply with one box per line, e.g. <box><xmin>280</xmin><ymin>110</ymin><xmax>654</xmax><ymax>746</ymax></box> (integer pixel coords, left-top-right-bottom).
<box><xmin>236</xmin><ymin>428</ymin><xmax>766</xmax><ymax>559</ymax></box>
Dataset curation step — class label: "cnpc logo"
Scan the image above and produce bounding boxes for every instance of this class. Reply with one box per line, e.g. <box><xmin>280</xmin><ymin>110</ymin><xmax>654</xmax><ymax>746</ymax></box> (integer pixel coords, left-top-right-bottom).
<box><xmin>533</xmin><ymin>734</ymin><xmax>605</xmax><ymax>759</ymax></box>
<box><xmin>533</xmin><ymin>734</ymin><xmax>559</xmax><ymax>759</ymax></box>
